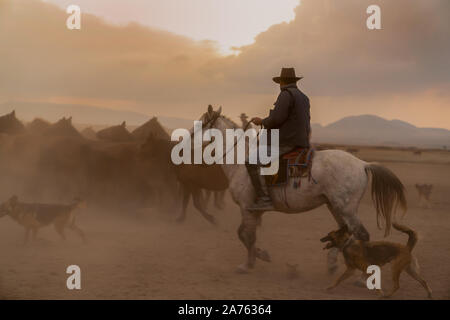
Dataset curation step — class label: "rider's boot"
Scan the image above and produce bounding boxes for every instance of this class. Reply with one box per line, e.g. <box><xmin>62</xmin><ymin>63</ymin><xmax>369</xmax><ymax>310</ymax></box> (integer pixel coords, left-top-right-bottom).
<box><xmin>245</xmin><ymin>164</ymin><xmax>274</xmax><ymax>211</ymax></box>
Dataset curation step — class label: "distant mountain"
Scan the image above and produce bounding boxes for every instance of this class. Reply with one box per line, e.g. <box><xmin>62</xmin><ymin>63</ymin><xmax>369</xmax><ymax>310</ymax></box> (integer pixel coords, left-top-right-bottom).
<box><xmin>311</xmin><ymin>115</ymin><xmax>450</xmax><ymax>148</ymax></box>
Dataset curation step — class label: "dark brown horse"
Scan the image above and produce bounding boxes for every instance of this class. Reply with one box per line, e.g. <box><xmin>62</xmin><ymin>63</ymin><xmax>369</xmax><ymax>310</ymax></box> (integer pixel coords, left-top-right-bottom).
<box><xmin>81</xmin><ymin>126</ymin><xmax>97</xmax><ymax>140</ymax></box>
<box><xmin>132</xmin><ymin>117</ymin><xmax>170</xmax><ymax>141</ymax></box>
<box><xmin>43</xmin><ymin>117</ymin><xmax>83</xmax><ymax>138</ymax></box>
<box><xmin>140</xmin><ymin>134</ymin><xmax>228</xmax><ymax>225</ymax></box>
<box><xmin>27</xmin><ymin>118</ymin><xmax>51</xmax><ymax>135</ymax></box>
<box><xmin>97</xmin><ymin>121</ymin><xmax>134</xmax><ymax>142</ymax></box>
<box><xmin>0</xmin><ymin>110</ymin><xmax>26</xmax><ymax>135</ymax></box>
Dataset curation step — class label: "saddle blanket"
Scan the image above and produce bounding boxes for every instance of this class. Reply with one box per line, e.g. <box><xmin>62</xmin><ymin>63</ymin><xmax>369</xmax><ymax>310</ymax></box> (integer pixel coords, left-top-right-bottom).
<box><xmin>264</xmin><ymin>147</ymin><xmax>315</xmax><ymax>188</ymax></box>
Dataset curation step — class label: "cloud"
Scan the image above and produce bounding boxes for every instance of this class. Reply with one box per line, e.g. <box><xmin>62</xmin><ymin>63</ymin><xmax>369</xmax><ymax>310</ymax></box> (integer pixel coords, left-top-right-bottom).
<box><xmin>0</xmin><ymin>0</ymin><xmax>449</xmax><ymax>128</ymax></box>
<box><xmin>224</xmin><ymin>0</ymin><xmax>450</xmax><ymax>96</ymax></box>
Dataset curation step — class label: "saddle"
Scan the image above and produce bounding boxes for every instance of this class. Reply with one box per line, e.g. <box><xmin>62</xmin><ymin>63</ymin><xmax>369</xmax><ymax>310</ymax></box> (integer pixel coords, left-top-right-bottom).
<box><xmin>264</xmin><ymin>147</ymin><xmax>315</xmax><ymax>188</ymax></box>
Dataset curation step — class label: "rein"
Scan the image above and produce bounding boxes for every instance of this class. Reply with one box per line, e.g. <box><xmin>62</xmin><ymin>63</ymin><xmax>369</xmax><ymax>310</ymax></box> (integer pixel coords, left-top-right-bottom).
<box><xmin>189</xmin><ymin>113</ymin><xmax>221</xmax><ymax>139</ymax></box>
<box><xmin>208</xmin><ymin>117</ymin><xmax>261</xmax><ymax>163</ymax></box>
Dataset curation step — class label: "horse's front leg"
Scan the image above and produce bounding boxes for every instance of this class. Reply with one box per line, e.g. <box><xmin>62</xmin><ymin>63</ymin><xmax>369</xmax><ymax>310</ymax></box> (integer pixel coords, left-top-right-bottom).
<box><xmin>203</xmin><ymin>190</ymin><xmax>212</xmax><ymax>208</ymax></box>
<box><xmin>236</xmin><ymin>210</ymin><xmax>260</xmax><ymax>273</ymax></box>
<box><xmin>192</xmin><ymin>188</ymin><xmax>217</xmax><ymax>225</ymax></box>
<box><xmin>176</xmin><ymin>184</ymin><xmax>190</xmax><ymax>223</ymax></box>
<box><xmin>214</xmin><ymin>190</ymin><xmax>226</xmax><ymax>210</ymax></box>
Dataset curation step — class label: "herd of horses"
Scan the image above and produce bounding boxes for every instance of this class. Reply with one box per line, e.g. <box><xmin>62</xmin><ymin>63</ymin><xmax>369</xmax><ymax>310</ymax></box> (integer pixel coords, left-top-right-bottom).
<box><xmin>0</xmin><ymin>107</ymin><xmax>433</xmax><ymax>278</ymax></box>
<box><xmin>0</xmin><ymin>110</ymin><xmax>227</xmax><ymax>220</ymax></box>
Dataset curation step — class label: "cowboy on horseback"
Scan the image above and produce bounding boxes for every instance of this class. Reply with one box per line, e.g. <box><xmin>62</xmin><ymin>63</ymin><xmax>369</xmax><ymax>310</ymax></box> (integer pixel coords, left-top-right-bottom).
<box><xmin>247</xmin><ymin>67</ymin><xmax>311</xmax><ymax>211</ymax></box>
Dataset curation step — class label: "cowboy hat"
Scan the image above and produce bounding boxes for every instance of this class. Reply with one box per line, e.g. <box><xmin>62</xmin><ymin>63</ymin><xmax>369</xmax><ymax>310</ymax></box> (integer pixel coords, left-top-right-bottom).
<box><xmin>273</xmin><ymin>67</ymin><xmax>303</xmax><ymax>84</ymax></box>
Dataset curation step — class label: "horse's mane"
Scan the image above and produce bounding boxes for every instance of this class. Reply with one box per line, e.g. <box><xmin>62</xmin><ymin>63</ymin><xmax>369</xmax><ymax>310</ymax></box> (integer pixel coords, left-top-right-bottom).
<box><xmin>218</xmin><ymin>115</ymin><xmax>240</xmax><ymax>129</ymax></box>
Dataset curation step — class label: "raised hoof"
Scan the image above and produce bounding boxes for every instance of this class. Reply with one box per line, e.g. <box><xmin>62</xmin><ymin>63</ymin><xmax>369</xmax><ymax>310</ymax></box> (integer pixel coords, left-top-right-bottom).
<box><xmin>235</xmin><ymin>264</ymin><xmax>250</xmax><ymax>274</ymax></box>
<box><xmin>256</xmin><ymin>248</ymin><xmax>271</xmax><ymax>262</ymax></box>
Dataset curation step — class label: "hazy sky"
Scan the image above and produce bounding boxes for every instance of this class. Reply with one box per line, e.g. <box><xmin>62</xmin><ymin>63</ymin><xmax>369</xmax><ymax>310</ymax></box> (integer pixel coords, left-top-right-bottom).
<box><xmin>42</xmin><ymin>0</ymin><xmax>299</xmax><ymax>54</ymax></box>
<box><xmin>1</xmin><ymin>0</ymin><xmax>449</xmax><ymax>128</ymax></box>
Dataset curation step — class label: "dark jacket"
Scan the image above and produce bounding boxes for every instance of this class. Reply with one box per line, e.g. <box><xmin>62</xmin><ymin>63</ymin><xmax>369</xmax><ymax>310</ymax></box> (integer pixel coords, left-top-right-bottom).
<box><xmin>262</xmin><ymin>83</ymin><xmax>311</xmax><ymax>148</ymax></box>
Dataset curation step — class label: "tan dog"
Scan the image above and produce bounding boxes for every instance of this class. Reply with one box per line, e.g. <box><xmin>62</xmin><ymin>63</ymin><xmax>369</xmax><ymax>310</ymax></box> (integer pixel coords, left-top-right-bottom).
<box><xmin>320</xmin><ymin>223</ymin><xmax>432</xmax><ymax>298</ymax></box>
<box><xmin>0</xmin><ymin>195</ymin><xmax>87</xmax><ymax>244</ymax></box>
<box><xmin>415</xmin><ymin>184</ymin><xmax>433</xmax><ymax>208</ymax></box>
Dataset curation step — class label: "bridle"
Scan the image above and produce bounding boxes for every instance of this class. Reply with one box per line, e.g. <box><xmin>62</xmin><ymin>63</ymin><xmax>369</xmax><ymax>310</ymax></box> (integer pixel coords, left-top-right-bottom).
<box><xmin>201</xmin><ymin>114</ymin><xmax>261</xmax><ymax>163</ymax></box>
<box><xmin>190</xmin><ymin>111</ymin><xmax>222</xmax><ymax>138</ymax></box>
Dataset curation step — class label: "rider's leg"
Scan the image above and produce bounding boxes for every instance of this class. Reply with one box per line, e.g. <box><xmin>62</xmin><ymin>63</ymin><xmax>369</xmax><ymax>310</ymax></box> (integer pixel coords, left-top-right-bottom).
<box><xmin>245</xmin><ymin>163</ymin><xmax>274</xmax><ymax>211</ymax></box>
<box><xmin>244</xmin><ymin>145</ymin><xmax>296</xmax><ymax>211</ymax></box>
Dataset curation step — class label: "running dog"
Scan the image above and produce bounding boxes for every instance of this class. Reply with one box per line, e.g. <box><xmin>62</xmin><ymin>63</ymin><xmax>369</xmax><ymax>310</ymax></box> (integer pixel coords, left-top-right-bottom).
<box><xmin>415</xmin><ymin>184</ymin><xmax>433</xmax><ymax>208</ymax></box>
<box><xmin>321</xmin><ymin>223</ymin><xmax>432</xmax><ymax>298</ymax></box>
<box><xmin>0</xmin><ymin>195</ymin><xmax>87</xmax><ymax>244</ymax></box>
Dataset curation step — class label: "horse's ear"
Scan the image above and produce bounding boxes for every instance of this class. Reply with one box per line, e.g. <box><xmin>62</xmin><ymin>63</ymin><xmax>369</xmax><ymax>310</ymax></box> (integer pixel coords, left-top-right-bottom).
<box><xmin>121</xmin><ymin>121</ymin><xmax>126</xmax><ymax>127</ymax></box>
<box><xmin>10</xmin><ymin>110</ymin><xmax>15</xmax><ymax>116</ymax></box>
<box><xmin>217</xmin><ymin>106</ymin><xmax>222</xmax><ymax>115</ymax></box>
<box><xmin>207</xmin><ymin>105</ymin><xmax>213</xmax><ymax>114</ymax></box>
<box><xmin>67</xmin><ymin>117</ymin><xmax>72</xmax><ymax>124</ymax></box>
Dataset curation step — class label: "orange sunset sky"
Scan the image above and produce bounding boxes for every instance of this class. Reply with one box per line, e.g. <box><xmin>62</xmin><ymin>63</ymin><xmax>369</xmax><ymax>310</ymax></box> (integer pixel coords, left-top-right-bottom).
<box><xmin>1</xmin><ymin>0</ymin><xmax>449</xmax><ymax>128</ymax></box>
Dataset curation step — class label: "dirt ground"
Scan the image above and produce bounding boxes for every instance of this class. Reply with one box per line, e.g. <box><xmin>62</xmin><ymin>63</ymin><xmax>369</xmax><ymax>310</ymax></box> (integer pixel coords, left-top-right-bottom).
<box><xmin>0</xmin><ymin>148</ymin><xmax>449</xmax><ymax>300</ymax></box>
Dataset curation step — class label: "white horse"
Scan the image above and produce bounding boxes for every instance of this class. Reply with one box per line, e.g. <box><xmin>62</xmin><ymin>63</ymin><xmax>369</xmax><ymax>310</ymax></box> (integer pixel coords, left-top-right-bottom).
<box><xmin>199</xmin><ymin>107</ymin><xmax>407</xmax><ymax>273</ymax></box>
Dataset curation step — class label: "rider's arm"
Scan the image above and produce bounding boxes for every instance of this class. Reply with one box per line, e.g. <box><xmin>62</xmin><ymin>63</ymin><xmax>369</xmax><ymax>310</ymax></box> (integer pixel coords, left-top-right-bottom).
<box><xmin>262</xmin><ymin>90</ymin><xmax>291</xmax><ymax>129</ymax></box>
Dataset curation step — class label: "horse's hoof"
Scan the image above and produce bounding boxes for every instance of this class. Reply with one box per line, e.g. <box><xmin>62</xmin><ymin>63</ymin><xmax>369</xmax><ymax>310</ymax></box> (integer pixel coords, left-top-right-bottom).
<box><xmin>235</xmin><ymin>264</ymin><xmax>250</xmax><ymax>274</ymax></box>
<box><xmin>256</xmin><ymin>248</ymin><xmax>271</xmax><ymax>262</ymax></box>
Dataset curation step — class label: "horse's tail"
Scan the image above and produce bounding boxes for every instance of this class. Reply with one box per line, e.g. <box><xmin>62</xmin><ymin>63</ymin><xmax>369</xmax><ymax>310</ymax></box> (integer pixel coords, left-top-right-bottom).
<box><xmin>365</xmin><ymin>163</ymin><xmax>407</xmax><ymax>237</ymax></box>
